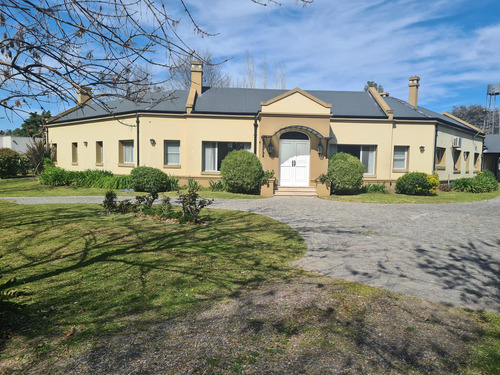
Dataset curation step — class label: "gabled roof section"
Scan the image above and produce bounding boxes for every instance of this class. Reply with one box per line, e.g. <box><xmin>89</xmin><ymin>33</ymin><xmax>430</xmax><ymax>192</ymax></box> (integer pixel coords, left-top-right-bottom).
<box><xmin>384</xmin><ymin>97</ymin><xmax>485</xmax><ymax>135</ymax></box>
<box><xmin>441</xmin><ymin>112</ymin><xmax>481</xmax><ymax>132</ymax></box>
<box><xmin>260</xmin><ymin>88</ymin><xmax>332</xmax><ymax>116</ymax></box>
<box><xmin>260</xmin><ymin>88</ymin><xmax>332</xmax><ymax>108</ymax></box>
<box><xmin>48</xmin><ymin>90</ymin><xmax>189</xmax><ymax>124</ymax></box>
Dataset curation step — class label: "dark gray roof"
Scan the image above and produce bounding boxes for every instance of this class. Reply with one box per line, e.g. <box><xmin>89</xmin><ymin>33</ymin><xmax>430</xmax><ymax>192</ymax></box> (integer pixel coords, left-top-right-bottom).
<box><xmin>385</xmin><ymin>97</ymin><xmax>482</xmax><ymax>134</ymax></box>
<box><xmin>484</xmin><ymin>134</ymin><xmax>500</xmax><ymax>153</ymax></box>
<box><xmin>48</xmin><ymin>86</ymin><xmax>483</xmax><ymax>135</ymax></box>
<box><xmin>50</xmin><ymin>90</ymin><xmax>188</xmax><ymax>124</ymax></box>
<box><xmin>193</xmin><ymin>87</ymin><xmax>386</xmax><ymax>118</ymax></box>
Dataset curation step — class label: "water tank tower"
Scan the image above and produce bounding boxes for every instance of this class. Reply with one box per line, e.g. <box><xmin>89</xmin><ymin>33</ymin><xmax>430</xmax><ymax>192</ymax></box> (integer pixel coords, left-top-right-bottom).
<box><xmin>485</xmin><ymin>83</ymin><xmax>500</xmax><ymax>134</ymax></box>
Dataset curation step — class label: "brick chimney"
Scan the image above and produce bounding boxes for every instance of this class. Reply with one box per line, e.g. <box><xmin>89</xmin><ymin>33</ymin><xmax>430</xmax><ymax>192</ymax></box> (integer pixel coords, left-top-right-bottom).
<box><xmin>408</xmin><ymin>76</ymin><xmax>420</xmax><ymax>107</ymax></box>
<box><xmin>77</xmin><ymin>86</ymin><xmax>92</xmax><ymax>106</ymax></box>
<box><xmin>190</xmin><ymin>61</ymin><xmax>203</xmax><ymax>94</ymax></box>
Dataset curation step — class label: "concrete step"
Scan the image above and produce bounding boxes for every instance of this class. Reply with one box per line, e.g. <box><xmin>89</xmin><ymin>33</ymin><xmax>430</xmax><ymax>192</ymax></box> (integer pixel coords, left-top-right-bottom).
<box><xmin>274</xmin><ymin>186</ymin><xmax>317</xmax><ymax>197</ymax></box>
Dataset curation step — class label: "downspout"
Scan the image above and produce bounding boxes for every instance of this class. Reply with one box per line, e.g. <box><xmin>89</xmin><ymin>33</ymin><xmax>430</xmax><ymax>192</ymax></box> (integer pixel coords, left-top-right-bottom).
<box><xmin>136</xmin><ymin>113</ymin><xmax>140</xmax><ymax>166</ymax></box>
<box><xmin>433</xmin><ymin>123</ymin><xmax>438</xmax><ymax>173</ymax></box>
<box><xmin>253</xmin><ymin>112</ymin><xmax>259</xmax><ymax>155</ymax></box>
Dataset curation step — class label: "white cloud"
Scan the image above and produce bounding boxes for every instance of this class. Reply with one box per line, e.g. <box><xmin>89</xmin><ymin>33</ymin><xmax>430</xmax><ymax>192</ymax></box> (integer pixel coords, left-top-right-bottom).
<box><xmin>177</xmin><ymin>0</ymin><xmax>500</xmax><ymax>111</ymax></box>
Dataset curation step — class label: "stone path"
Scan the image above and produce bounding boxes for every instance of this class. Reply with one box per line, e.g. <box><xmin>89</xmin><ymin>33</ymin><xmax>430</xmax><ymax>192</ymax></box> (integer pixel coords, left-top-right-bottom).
<box><xmin>3</xmin><ymin>195</ymin><xmax>500</xmax><ymax>312</ymax></box>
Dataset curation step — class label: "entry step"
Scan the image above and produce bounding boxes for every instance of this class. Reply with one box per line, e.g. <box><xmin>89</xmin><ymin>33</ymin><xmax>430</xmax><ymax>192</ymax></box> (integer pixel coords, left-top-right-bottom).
<box><xmin>274</xmin><ymin>186</ymin><xmax>317</xmax><ymax>197</ymax></box>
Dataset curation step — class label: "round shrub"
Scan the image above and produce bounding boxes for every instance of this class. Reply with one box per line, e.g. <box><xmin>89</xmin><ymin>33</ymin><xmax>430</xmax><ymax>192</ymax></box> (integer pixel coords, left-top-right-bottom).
<box><xmin>129</xmin><ymin>166</ymin><xmax>171</xmax><ymax>192</ymax></box>
<box><xmin>0</xmin><ymin>148</ymin><xmax>21</xmax><ymax>178</ymax></box>
<box><xmin>327</xmin><ymin>152</ymin><xmax>365</xmax><ymax>194</ymax></box>
<box><xmin>220</xmin><ymin>150</ymin><xmax>264</xmax><ymax>194</ymax></box>
<box><xmin>395</xmin><ymin>172</ymin><xmax>439</xmax><ymax>195</ymax></box>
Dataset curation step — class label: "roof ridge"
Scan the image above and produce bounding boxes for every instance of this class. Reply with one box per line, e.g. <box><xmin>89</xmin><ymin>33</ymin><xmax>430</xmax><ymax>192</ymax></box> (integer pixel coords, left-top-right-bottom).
<box><xmin>389</xmin><ymin>97</ymin><xmax>432</xmax><ymax>118</ymax></box>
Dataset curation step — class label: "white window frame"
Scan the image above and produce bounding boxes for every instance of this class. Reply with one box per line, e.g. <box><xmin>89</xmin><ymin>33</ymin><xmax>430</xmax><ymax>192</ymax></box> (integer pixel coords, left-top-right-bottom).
<box><xmin>393</xmin><ymin>146</ymin><xmax>408</xmax><ymax>171</ymax></box>
<box><xmin>329</xmin><ymin>144</ymin><xmax>376</xmax><ymax>175</ymax></box>
<box><xmin>121</xmin><ymin>140</ymin><xmax>134</xmax><ymax>164</ymax></box>
<box><xmin>164</xmin><ymin>140</ymin><xmax>180</xmax><ymax>165</ymax></box>
<box><xmin>202</xmin><ymin>141</ymin><xmax>251</xmax><ymax>172</ymax></box>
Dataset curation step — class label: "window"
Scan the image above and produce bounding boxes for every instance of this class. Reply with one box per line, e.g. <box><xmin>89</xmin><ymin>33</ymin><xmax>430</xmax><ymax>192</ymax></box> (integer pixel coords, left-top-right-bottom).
<box><xmin>119</xmin><ymin>140</ymin><xmax>134</xmax><ymax>165</ymax></box>
<box><xmin>72</xmin><ymin>142</ymin><xmax>78</xmax><ymax>164</ymax></box>
<box><xmin>393</xmin><ymin>146</ymin><xmax>408</xmax><ymax>170</ymax></box>
<box><xmin>164</xmin><ymin>140</ymin><xmax>180</xmax><ymax>165</ymax></box>
<box><xmin>202</xmin><ymin>141</ymin><xmax>251</xmax><ymax>171</ymax></box>
<box><xmin>474</xmin><ymin>152</ymin><xmax>480</xmax><ymax>171</ymax></box>
<box><xmin>453</xmin><ymin>149</ymin><xmax>462</xmax><ymax>172</ymax></box>
<box><xmin>51</xmin><ymin>143</ymin><xmax>57</xmax><ymax>163</ymax></box>
<box><xmin>435</xmin><ymin>147</ymin><xmax>446</xmax><ymax>169</ymax></box>
<box><xmin>96</xmin><ymin>141</ymin><xmax>103</xmax><ymax>165</ymax></box>
<box><xmin>330</xmin><ymin>145</ymin><xmax>376</xmax><ymax>175</ymax></box>
<box><xmin>464</xmin><ymin>151</ymin><xmax>470</xmax><ymax>173</ymax></box>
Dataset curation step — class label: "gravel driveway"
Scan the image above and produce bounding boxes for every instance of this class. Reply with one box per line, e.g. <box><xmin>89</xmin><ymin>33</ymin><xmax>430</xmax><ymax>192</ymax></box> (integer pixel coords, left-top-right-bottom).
<box><xmin>3</xmin><ymin>195</ymin><xmax>500</xmax><ymax>312</ymax></box>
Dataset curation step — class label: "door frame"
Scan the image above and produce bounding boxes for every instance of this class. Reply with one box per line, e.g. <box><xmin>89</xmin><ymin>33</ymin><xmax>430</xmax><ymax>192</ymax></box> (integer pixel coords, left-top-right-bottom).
<box><xmin>279</xmin><ymin>137</ymin><xmax>310</xmax><ymax>187</ymax></box>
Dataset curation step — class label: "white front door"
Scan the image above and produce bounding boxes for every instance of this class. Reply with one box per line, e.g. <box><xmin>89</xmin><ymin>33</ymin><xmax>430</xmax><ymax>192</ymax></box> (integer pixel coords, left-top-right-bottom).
<box><xmin>279</xmin><ymin>140</ymin><xmax>310</xmax><ymax>186</ymax></box>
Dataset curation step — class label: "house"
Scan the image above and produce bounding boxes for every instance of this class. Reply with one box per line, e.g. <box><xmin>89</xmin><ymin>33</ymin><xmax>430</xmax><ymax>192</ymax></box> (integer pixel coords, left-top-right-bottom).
<box><xmin>0</xmin><ymin>135</ymin><xmax>39</xmax><ymax>154</ymax></box>
<box><xmin>483</xmin><ymin>134</ymin><xmax>500</xmax><ymax>180</ymax></box>
<box><xmin>46</xmin><ymin>62</ymin><xmax>484</xmax><ymax>195</ymax></box>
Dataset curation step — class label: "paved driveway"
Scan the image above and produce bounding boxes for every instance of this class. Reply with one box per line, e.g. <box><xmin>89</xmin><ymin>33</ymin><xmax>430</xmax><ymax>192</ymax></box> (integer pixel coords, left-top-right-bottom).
<box><xmin>3</xmin><ymin>196</ymin><xmax>500</xmax><ymax>312</ymax></box>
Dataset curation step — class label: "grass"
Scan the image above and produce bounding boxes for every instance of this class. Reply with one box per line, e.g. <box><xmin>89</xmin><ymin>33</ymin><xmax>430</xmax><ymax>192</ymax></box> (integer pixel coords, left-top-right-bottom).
<box><xmin>0</xmin><ymin>177</ymin><xmax>264</xmax><ymax>199</ymax></box>
<box><xmin>324</xmin><ymin>189</ymin><xmax>500</xmax><ymax>204</ymax></box>
<box><xmin>1</xmin><ymin>199</ymin><xmax>498</xmax><ymax>373</ymax></box>
<box><xmin>0</xmin><ymin>200</ymin><xmax>304</xmax><ymax>370</ymax></box>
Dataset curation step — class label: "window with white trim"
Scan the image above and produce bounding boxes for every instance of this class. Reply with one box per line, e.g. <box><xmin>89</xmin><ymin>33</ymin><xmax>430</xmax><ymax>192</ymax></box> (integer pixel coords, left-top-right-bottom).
<box><xmin>202</xmin><ymin>141</ymin><xmax>251</xmax><ymax>171</ymax></box>
<box><xmin>119</xmin><ymin>140</ymin><xmax>134</xmax><ymax>164</ymax></box>
<box><xmin>393</xmin><ymin>146</ymin><xmax>408</xmax><ymax>170</ymax></box>
<box><xmin>329</xmin><ymin>144</ymin><xmax>376</xmax><ymax>175</ymax></box>
<box><xmin>164</xmin><ymin>140</ymin><xmax>180</xmax><ymax>165</ymax></box>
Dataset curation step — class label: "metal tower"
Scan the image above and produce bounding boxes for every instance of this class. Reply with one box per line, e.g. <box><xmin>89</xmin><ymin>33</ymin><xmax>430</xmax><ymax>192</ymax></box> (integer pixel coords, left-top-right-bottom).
<box><xmin>485</xmin><ymin>83</ymin><xmax>500</xmax><ymax>134</ymax></box>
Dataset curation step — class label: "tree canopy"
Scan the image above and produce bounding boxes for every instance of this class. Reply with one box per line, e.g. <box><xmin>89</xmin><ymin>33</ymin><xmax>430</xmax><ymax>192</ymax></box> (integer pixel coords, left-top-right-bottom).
<box><xmin>450</xmin><ymin>104</ymin><xmax>500</xmax><ymax>134</ymax></box>
<box><xmin>3</xmin><ymin>110</ymin><xmax>50</xmax><ymax>137</ymax></box>
<box><xmin>364</xmin><ymin>81</ymin><xmax>384</xmax><ymax>93</ymax></box>
<box><xmin>0</xmin><ymin>0</ymin><xmax>313</xmax><ymax>118</ymax></box>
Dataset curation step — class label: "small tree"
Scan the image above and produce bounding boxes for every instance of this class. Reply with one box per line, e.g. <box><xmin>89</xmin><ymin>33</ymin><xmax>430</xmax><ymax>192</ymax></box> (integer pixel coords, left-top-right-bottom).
<box><xmin>328</xmin><ymin>152</ymin><xmax>365</xmax><ymax>194</ymax></box>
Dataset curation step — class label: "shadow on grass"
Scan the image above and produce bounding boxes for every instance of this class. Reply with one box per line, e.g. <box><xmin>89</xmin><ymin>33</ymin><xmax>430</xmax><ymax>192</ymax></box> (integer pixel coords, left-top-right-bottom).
<box><xmin>0</xmin><ymin>202</ymin><xmax>305</xmax><ymax>359</ymax></box>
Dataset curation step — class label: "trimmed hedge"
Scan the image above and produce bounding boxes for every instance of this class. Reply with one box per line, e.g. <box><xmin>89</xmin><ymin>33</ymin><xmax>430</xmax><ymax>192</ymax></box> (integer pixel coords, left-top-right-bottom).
<box><xmin>451</xmin><ymin>170</ymin><xmax>499</xmax><ymax>193</ymax></box>
<box><xmin>220</xmin><ymin>150</ymin><xmax>264</xmax><ymax>194</ymax></box>
<box><xmin>38</xmin><ymin>167</ymin><xmax>133</xmax><ymax>189</ymax></box>
<box><xmin>328</xmin><ymin>152</ymin><xmax>365</xmax><ymax>194</ymax></box>
<box><xmin>395</xmin><ymin>172</ymin><xmax>439</xmax><ymax>195</ymax></box>
<box><xmin>129</xmin><ymin>166</ymin><xmax>179</xmax><ymax>192</ymax></box>
<box><xmin>0</xmin><ymin>148</ymin><xmax>21</xmax><ymax>178</ymax></box>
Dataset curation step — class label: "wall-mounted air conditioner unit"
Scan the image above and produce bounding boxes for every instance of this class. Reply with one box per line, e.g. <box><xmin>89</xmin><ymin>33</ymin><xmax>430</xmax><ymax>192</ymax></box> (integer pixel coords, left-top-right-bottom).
<box><xmin>452</xmin><ymin>137</ymin><xmax>462</xmax><ymax>148</ymax></box>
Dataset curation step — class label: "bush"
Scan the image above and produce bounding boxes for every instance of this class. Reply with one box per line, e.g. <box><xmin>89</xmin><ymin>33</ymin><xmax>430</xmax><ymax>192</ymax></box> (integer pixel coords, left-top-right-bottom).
<box><xmin>178</xmin><ymin>188</ymin><xmax>213</xmax><ymax>223</ymax></box>
<box><xmin>220</xmin><ymin>150</ymin><xmax>264</xmax><ymax>194</ymax></box>
<box><xmin>18</xmin><ymin>155</ymin><xmax>33</xmax><ymax>176</ymax></box>
<box><xmin>451</xmin><ymin>170</ymin><xmax>499</xmax><ymax>193</ymax></box>
<box><xmin>395</xmin><ymin>172</ymin><xmax>439</xmax><ymax>195</ymax></box>
<box><xmin>0</xmin><ymin>148</ymin><xmax>21</xmax><ymax>178</ymax></box>
<box><xmin>362</xmin><ymin>183</ymin><xmax>387</xmax><ymax>193</ymax></box>
<box><xmin>38</xmin><ymin>167</ymin><xmax>134</xmax><ymax>190</ymax></box>
<box><xmin>25</xmin><ymin>138</ymin><xmax>50</xmax><ymax>174</ymax></box>
<box><xmin>438</xmin><ymin>183</ymin><xmax>452</xmax><ymax>192</ymax></box>
<box><xmin>129</xmin><ymin>166</ymin><xmax>176</xmax><ymax>193</ymax></box>
<box><xmin>328</xmin><ymin>152</ymin><xmax>365</xmax><ymax>194</ymax></box>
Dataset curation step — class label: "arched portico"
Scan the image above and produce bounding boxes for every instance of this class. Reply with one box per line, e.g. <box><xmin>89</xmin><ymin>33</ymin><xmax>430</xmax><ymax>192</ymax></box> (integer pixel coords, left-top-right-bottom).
<box><xmin>261</xmin><ymin>126</ymin><xmax>331</xmax><ymax>187</ymax></box>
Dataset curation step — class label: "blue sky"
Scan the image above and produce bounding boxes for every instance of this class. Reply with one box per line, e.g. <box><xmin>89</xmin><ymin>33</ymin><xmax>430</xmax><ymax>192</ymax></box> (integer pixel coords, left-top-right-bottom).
<box><xmin>2</xmin><ymin>0</ymin><xmax>500</xmax><ymax>131</ymax></box>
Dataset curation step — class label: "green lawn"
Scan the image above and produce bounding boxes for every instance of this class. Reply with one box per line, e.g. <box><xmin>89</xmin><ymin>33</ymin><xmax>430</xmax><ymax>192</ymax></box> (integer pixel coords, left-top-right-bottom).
<box><xmin>324</xmin><ymin>189</ymin><xmax>500</xmax><ymax>204</ymax></box>
<box><xmin>0</xmin><ymin>177</ymin><xmax>263</xmax><ymax>199</ymax></box>
<box><xmin>0</xmin><ymin>200</ymin><xmax>304</xmax><ymax>369</ymax></box>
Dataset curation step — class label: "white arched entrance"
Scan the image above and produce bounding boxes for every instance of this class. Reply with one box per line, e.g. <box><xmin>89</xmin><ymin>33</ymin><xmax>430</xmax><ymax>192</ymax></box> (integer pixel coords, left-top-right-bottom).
<box><xmin>279</xmin><ymin>131</ymin><xmax>310</xmax><ymax>186</ymax></box>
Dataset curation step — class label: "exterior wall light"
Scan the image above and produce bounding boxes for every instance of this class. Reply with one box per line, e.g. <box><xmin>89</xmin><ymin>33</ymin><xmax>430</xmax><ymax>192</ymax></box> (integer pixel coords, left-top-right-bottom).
<box><xmin>318</xmin><ymin>142</ymin><xmax>324</xmax><ymax>156</ymax></box>
<box><xmin>419</xmin><ymin>145</ymin><xmax>425</xmax><ymax>153</ymax></box>
<box><xmin>83</xmin><ymin>141</ymin><xmax>88</xmax><ymax>147</ymax></box>
<box><xmin>150</xmin><ymin>138</ymin><xmax>156</xmax><ymax>146</ymax></box>
<box><xmin>267</xmin><ymin>140</ymin><xmax>274</xmax><ymax>155</ymax></box>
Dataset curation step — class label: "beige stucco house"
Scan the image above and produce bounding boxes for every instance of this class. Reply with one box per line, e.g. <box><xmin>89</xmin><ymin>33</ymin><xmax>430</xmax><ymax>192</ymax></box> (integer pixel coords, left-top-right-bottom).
<box><xmin>46</xmin><ymin>62</ymin><xmax>484</xmax><ymax>195</ymax></box>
